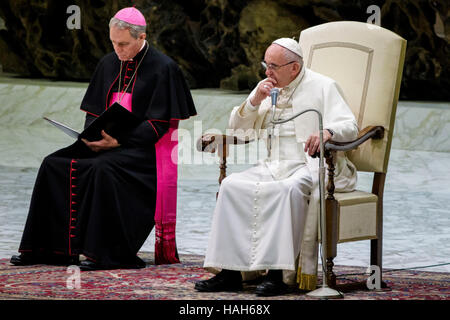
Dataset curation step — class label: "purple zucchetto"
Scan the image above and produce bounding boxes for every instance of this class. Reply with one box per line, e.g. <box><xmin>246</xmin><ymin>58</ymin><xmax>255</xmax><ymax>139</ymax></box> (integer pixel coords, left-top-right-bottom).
<box><xmin>113</xmin><ymin>7</ymin><xmax>146</xmax><ymax>26</ymax></box>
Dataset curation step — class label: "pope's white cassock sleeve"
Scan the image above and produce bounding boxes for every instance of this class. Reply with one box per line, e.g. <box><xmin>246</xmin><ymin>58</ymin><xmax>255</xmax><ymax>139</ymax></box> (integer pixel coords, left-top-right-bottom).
<box><xmin>203</xmin><ymin>68</ymin><xmax>358</xmax><ymax>286</ymax></box>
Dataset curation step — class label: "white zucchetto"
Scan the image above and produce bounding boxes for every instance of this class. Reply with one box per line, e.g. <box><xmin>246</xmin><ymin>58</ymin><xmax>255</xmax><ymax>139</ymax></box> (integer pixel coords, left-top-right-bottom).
<box><xmin>272</xmin><ymin>38</ymin><xmax>303</xmax><ymax>58</ymax></box>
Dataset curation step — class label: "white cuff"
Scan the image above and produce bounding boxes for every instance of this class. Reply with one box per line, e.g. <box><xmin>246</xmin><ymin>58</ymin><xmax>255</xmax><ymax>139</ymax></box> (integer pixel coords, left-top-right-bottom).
<box><xmin>239</xmin><ymin>99</ymin><xmax>258</xmax><ymax>117</ymax></box>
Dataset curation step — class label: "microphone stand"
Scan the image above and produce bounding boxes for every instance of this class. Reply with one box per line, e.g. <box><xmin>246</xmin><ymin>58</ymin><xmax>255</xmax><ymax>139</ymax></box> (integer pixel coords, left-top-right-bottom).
<box><xmin>270</xmin><ymin>102</ymin><xmax>343</xmax><ymax>299</ymax></box>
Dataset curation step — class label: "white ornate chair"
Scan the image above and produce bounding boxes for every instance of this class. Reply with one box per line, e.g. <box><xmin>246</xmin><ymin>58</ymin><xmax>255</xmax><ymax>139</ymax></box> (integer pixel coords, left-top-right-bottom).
<box><xmin>198</xmin><ymin>21</ymin><xmax>407</xmax><ymax>291</ymax></box>
<box><xmin>299</xmin><ymin>21</ymin><xmax>406</xmax><ymax>289</ymax></box>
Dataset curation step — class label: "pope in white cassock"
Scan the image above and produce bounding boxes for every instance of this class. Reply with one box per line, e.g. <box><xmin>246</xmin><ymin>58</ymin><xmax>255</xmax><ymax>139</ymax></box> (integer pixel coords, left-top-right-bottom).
<box><xmin>195</xmin><ymin>38</ymin><xmax>359</xmax><ymax>296</ymax></box>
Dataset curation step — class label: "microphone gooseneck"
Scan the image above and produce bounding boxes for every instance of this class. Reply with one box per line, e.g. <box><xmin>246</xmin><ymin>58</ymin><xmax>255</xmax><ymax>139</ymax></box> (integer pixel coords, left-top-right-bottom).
<box><xmin>270</xmin><ymin>88</ymin><xmax>279</xmax><ymax>107</ymax></box>
<box><xmin>268</xmin><ymin>105</ymin><xmax>341</xmax><ymax>298</ymax></box>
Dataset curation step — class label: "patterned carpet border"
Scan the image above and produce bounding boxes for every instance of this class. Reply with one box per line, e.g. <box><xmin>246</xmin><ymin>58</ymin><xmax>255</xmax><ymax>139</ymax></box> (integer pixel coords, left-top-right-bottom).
<box><xmin>0</xmin><ymin>253</ymin><xmax>448</xmax><ymax>300</ymax></box>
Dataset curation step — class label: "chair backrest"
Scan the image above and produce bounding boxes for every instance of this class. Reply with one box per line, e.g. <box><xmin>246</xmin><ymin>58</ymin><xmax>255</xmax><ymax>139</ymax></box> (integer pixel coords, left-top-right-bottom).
<box><xmin>299</xmin><ymin>21</ymin><xmax>406</xmax><ymax>173</ymax></box>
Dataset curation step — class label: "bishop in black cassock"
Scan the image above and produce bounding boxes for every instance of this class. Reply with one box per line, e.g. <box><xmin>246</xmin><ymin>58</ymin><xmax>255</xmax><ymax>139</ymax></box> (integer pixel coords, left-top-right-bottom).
<box><xmin>10</xmin><ymin>7</ymin><xmax>196</xmax><ymax>270</ymax></box>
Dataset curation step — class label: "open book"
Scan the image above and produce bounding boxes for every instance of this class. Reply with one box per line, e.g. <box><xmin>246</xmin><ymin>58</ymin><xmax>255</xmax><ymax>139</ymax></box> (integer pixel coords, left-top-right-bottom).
<box><xmin>43</xmin><ymin>117</ymin><xmax>80</xmax><ymax>139</ymax></box>
<box><xmin>44</xmin><ymin>102</ymin><xmax>142</xmax><ymax>141</ymax></box>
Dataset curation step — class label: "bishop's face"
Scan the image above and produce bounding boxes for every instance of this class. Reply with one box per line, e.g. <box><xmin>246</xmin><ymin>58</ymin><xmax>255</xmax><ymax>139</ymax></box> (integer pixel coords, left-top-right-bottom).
<box><xmin>110</xmin><ymin>25</ymin><xmax>146</xmax><ymax>61</ymax></box>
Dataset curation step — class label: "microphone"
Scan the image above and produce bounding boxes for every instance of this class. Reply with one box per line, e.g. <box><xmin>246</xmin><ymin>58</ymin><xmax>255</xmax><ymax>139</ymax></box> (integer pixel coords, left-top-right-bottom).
<box><xmin>270</xmin><ymin>88</ymin><xmax>279</xmax><ymax>106</ymax></box>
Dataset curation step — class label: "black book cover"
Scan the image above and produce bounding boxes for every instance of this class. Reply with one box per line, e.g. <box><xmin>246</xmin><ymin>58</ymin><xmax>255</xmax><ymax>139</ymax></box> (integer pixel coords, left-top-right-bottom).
<box><xmin>45</xmin><ymin>103</ymin><xmax>142</xmax><ymax>141</ymax></box>
<box><xmin>79</xmin><ymin>102</ymin><xmax>142</xmax><ymax>141</ymax></box>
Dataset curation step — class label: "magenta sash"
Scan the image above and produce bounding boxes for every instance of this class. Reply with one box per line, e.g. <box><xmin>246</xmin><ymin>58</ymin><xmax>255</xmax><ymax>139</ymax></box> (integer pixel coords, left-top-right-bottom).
<box><xmin>109</xmin><ymin>93</ymin><xmax>180</xmax><ymax>264</ymax></box>
<box><xmin>154</xmin><ymin>120</ymin><xmax>180</xmax><ymax>264</ymax></box>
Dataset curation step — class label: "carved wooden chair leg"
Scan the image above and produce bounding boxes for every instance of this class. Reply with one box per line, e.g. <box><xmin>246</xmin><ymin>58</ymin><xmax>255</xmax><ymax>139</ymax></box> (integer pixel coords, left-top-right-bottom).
<box><xmin>325</xmin><ymin>151</ymin><xmax>338</xmax><ymax>288</ymax></box>
<box><xmin>216</xmin><ymin>140</ymin><xmax>228</xmax><ymax>199</ymax></box>
<box><xmin>326</xmin><ymin>257</ymin><xmax>337</xmax><ymax>288</ymax></box>
<box><xmin>218</xmin><ymin>142</ymin><xmax>228</xmax><ymax>185</ymax></box>
<box><xmin>370</xmin><ymin>172</ymin><xmax>389</xmax><ymax>289</ymax></box>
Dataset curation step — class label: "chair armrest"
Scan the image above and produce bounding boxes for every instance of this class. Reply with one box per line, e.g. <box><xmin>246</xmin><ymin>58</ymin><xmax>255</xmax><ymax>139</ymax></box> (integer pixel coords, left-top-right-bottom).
<box><xmin>325</xmin><ymin>125</ymin><xmax>385</xmax><ymax>152</ymax></box>
<box><xmin>196</xmin><ymin>134</ymin><xmax>251</xmax><ymax>153</ymax></box>
<box><xmin>322</xmin><ymin>126</ymin><xmax>384</xmax><ymax>201</ymax></box>
<box><xmin>196</xmin><ymin>133</ymin><xmax>253</xmax><ymax>185</ymax></box>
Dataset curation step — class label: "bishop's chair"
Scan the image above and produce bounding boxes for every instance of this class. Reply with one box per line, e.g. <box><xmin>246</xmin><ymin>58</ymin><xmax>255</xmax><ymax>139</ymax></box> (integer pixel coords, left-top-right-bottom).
<box><xmin>198</xmin><ymin>21</ymin><xmax>407</xmax><ymax>291</ymax></box>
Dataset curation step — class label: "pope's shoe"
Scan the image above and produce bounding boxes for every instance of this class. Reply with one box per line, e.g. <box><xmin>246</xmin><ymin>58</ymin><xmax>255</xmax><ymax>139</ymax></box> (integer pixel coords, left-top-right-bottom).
<box><xmin>255</xmin><ymin>270</ymin><xmax>289</xmax><ymax>296</ymax></box>
<box><xmin>255</xmin><ymin>278</ymin><xmax>289</xmax><ymax>296</ymax></box>
<box><xmin>194</xmin><ymin>270</ymin><xmax>243</xmax><ymax>292</ymax></box>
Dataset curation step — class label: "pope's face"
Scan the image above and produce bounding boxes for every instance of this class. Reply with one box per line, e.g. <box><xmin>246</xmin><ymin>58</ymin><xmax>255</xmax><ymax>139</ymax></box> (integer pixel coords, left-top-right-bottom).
<box><xmin>263</xmin><ymin>44</ymin><xmax>300</xmax><ymax>88</ymax></box>
<box><xmin>110</xmin><ymin>26</ymin><xmax>145</xmax><ymax>61</ymax></box>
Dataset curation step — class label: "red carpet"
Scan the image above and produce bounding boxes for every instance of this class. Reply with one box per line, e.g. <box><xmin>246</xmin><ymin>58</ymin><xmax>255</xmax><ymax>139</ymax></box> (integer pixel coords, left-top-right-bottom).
<box><xmin>0</xmin><ymin>253</ymin><xmax>448</xmax><ymax>300</ymax></box>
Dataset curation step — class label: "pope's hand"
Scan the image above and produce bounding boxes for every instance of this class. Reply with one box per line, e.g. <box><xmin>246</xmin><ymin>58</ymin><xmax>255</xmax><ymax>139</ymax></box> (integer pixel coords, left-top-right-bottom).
<box><xmin>304</xmin><ymin>130</ymin><xmax>333</xmax><ymax>156</ymax></box>
<box><xmin>250</xmin><ymin>78</ymin><xmax>277</xmax><ymax>106</ymax></box>
<box><xmin>82</xmin><ymin>130</ymin><xmax>121</xmax><ymax>152</ymax></box>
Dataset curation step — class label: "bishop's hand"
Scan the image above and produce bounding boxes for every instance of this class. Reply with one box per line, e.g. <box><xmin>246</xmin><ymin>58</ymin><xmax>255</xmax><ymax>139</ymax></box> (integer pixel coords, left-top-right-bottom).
<box><xmin>82</xmin><ymin>130</ymin><xmax>121</xmax><ymax>152</ymax></box>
